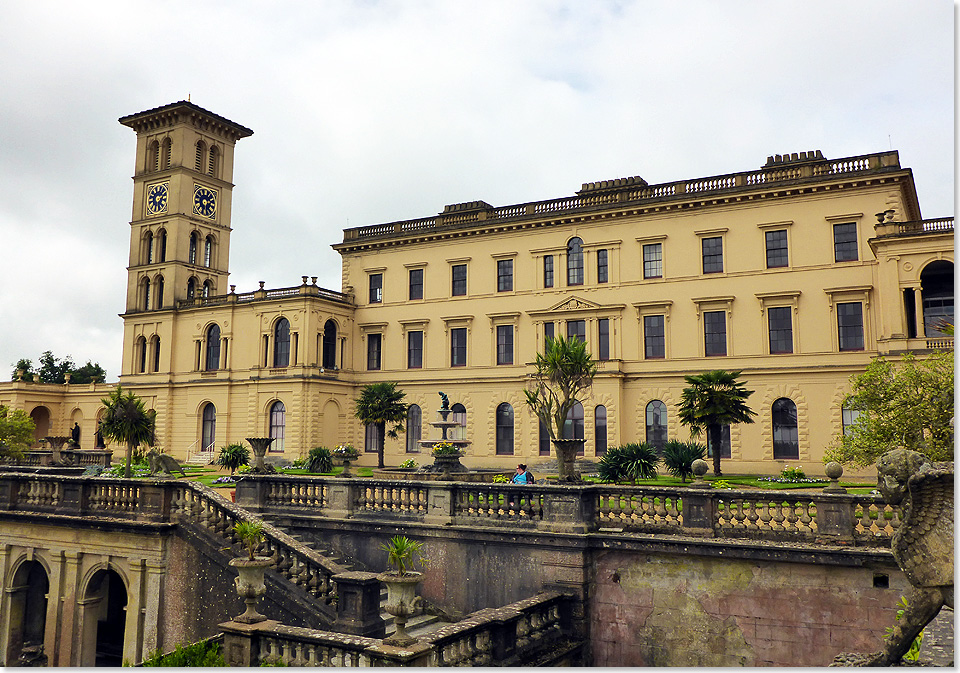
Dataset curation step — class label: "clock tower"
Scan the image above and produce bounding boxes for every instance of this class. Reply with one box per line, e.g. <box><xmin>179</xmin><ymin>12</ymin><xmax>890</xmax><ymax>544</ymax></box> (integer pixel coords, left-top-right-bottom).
<box><xmin>119</xmin><ymin>101</ymin><xmax>253</xmax><ymax>313</ymax></box>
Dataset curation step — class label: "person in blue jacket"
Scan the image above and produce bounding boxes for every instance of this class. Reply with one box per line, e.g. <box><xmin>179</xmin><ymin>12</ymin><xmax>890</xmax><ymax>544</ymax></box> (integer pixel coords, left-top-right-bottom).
<box><xmin>512</xmin><ymin>464</ymin><xmax>534</xmax><ymax>484</ymax></box>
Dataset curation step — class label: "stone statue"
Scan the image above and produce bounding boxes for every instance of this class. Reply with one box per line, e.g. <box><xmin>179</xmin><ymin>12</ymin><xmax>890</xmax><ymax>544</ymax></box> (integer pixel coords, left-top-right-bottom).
<box><xmin>439</xmin><ymin>391</ymin><xmax>450</xmax><ymax>411</ymax></box>
<box><xmin>855</xmin><ymin>449</ymin><xmax>954</xmax><ymax>666</ymax></box>
<box><xmin>71</xmin><ymin>422</ymin><xmax>80</xmax><ymax>447</ymax></box>
<box><xmin>147</xmin><ymin>447</ymin><xmax>186</xmax><ymax>478</ymax></box>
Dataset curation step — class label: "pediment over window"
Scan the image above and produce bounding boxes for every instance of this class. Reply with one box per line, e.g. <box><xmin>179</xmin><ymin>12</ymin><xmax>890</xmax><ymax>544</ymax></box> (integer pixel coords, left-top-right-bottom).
<box><xmin>527</xmin><ymin>296</ymin><xmax>624</xmax><ymax>319</ymax></box>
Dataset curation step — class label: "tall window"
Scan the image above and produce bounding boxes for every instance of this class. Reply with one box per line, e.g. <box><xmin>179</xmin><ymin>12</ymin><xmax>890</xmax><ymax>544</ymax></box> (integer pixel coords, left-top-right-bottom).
<box><xmin>496</xmin><ymin>325</ymin><xmax>513</xmax><ymax>365</ymax></box>
<box><xmin>408</xmin><ymin>330</ymin><xmax>423</xmax><ymax>369</ymax></box>
<box><xmin>597</xmin><ymin>318</ymin><xmax>610</xmax><ymax>361</ymax></box>
<box><xmin>644</xmin><ymin>315</ymin><xmax>665</xmax><ymax>359</ymax></box>
<box><xmin>201</xmin><ymin>403</ymin><xmax>216</xmax><ymax>451</ymax></box>
<box><xmin>451</xmin><ymin>328</ymin><xmax>467</xmax><ymax>367</ymax></box>
<box><xmin>408</xmin><ymin>268</ymin><xmax>423</xmax><ymax>300</ymax></box>
<box><xmin>495</xmin><ymin>403</ymin><xmax>514</xmax><ymax>455</ymax></box>
<box><xmin>202</xmin><ymin>280</ymin><xmax>212</xmax><ymax>298</ymax></box>
<box><xmin>195</xmin><ymin>140</ymin><xmax>205</xmax><ymax>171</ymax></box>
<box><xmin>204</xmin><ymin>236</ymin><xmax>213</xmax><ymax>267</ymax></box>
<box><xmin>707</xmin><ymin>425</ymin><xmax>731</xmax><ymax>459</ymax></box>
<box><xmin>207</xmin><ymin>146</ymin><xmax>219</xmax><ymax>176</ymax></box>
<box><xmin>369</xmin><ymin>273</ymin><xmax>383</xmax><ymax>303</ymax></box>
<box><xmin>157</xmin><ymin>229</ymin><xmax>166</xmax><ymax>262</ymax></box>
<box><xmin>567</xmin><ymin>237</ymin><xmax>583</xmax><ymax>285</ymax></box>
<box><xmin>205</xmin><ymin>324</ymin><xmax>221</xmax><ymax>371</ymax></box>
<box><xmin>920</xmin><ymin>260</ymin><xmax>954</xmax><ymax>336</ymax></box>
<box><xmin>145</xmin><ymin>231</ymin><xmax>154</xmax><ymax>264</ymax></box>
<box><xmin>451</xmin><ymin>264</ymin><xmax>467</xmax><ymax>296</ymax></box>
<box><xmin>544</xmin><ymin>322</ymin><xmax>555</xmax><ymax>347</ymax></box>
<box><xmin>322</xmin><ymin>320</ymin><xmax>337</xmax><ymax>369</ymax></box>
<box><xmin>187</xmin><ymin>278</ymin><xmax>196</xmax><ymax>299</ymax></box>
<box><xmin>161</xmin><ymin>138</ymin><xmax>171</xmax><ymax>169</ymax></box>
<box><xmin>765</xmin><ymin>230</ymin><xmax>788</xmax><ymax>268</ymax></box>
<box><xmin>837</xmin><ymin>302</ymin><xmax>864</xmax><ymax>351</ymax></box>
<box><xmin>772</xmin><ymin>398</ymin><xmax>799</xmax><ymax>459</ymax></box>
<box><xmin>406</xmin><ymin>404</ymin><xmax>422</xmax><ymax>453</ymax></box>
<box><xmin>497</xmin><ymin>259</ymin><xmax>513</xmax><ymax>292</ymax></box>
<box><xmin>365</xmin><ymin>423</ymin><xmax>378</xmax><ymax>453</ymax></box>
<box><xmin>595</xmin><ymin>405</ymin><xmax>607</xmax><ymax>456</ymax></box>
<box><xmin>702</xmin><ymin>237</ymin><xmax>723</xmax><ymax>274</ymax></box>
<box><xmin>842</xmin><ymin>402</ymin><xmax>860</xmax><ymax>437</ymax></box>
<box><xmin>367</xmin><ymin>333</ymin><xmax>382</xmax><ymax>370</ymax></box>
<box><xmin>544</xmin><ymin>255</ymin><xmax>554</xmax><ymax>288</ymax></box>
<box><xmin>155</xmin><ymin>275</ymin><xmax>164</xmax><ymax>309</ymax></box>
<box><xmin>142</xmin><ymin>278</ymin><xmax>151</xmax><ymax>310</ymax></box>
<box><xmin>539</xmin><ymin>421</ymin><xmax>551</xmax><ymax>456</ymax></box>
<box><xmin>136</xmin><ymin>336</ymin><xmax>147</xmax><ymax>373</ymax></box>
<box><xmin>269</xmin><ymin>401</ymin><xmax>285</xmax><ymax>452</ymax></box>
<box><xmin>451</xmin><ymin>403</ymin><xmax>467</xmax><ymax>440</ymax></box>
<box><xmin>645</xmin><ymin>400</ymin><xmax>667</xmax><ymax>452</ymax></box>
<box><xmin>597</xmin><ymin>249</ymin><xmax>608</xmax><ymax>283</ymax></box>
<box><xmin>152</xmin><ymin>335</ymin><xmax>161</xmax><ymax>373</ymax></box>
<box><xmin>833</xmin><ymin>223</ymin><xmax>858</xmax><ymax>262</ymax></box>
<box><xmin>643</xmin><ymin>243</ymin><xmax>663</xmax><ymax>279</ymax></box>
<box><xmin>567</xmin><ymin>320</ymin><xmax>585</xmax><ymax>344</ymax></box>
<box><xmin>189</xmin><ymin>233</ymin><xmax>198</xmax><ymax>265</ymax></box>
<box><xmin>564</xmin><ymin>402</ymin><xmax>585</xmax><ymax>455</ymax></box>
<box><xmin>274</xmin><ymin>318</ymin><xmax>290</xmax><ymax>367</ymax></box>
<box><xmin>768</xmin><ymin>307</ymin><xmax>793</xmax><ymax>354</ymax></box>
<box><xmin>704</xmin><ymin>310</ymin><xmax>727</xmax><ymax>356</ymax></box>
<box><xmin>149</xmin><ymin>140</ymin><xmax>160</xmax><ymax>172</ymax></box>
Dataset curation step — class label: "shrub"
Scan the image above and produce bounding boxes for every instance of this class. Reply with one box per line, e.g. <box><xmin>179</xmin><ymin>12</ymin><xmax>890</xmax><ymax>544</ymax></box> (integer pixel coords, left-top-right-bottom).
<box><xmin>597</xmin><ymin>443</ymin><xmax>659</xmax><ymax>483</ymax></box>
<box><xmin>431</xmin><ymin>440</ymin><xmax>462</xmax><ymax>456</ymax></box>
<box><xmin>141</xmin><ymin>640</ymin><xmax>224</xmax><ymax>667</ymax></box>
<box><xmin>780</xmin><ymin>465</ymin><xmax>806</xmax><ymax>481</ymax></box>
<box><xmin>711</xmin><ymin>479</ymin><xmax>733</xmax><ymax>489</ymax></box>
<box><xmin>662</xmin><ymin>440</ymin><xmax>706</xmax><ymax>482</ymax></box>
<box><xmin>214</xmin><ymin>443</ymin><xmax>250</xmax><ymax>475</ymax></box>
<box><xmin>306</xmin><ymin>446</ymin><xmax>333</xmax><ymax>473</ymax></box>
<box><xmin>492</xmin><ymin>474</ymin><xmax>509</xmax><ymax>483</ymax></box>
<box><xmin>399</xmin><ymin>458</ymin><xmax>418</xmax><ymax>469</ymax></box>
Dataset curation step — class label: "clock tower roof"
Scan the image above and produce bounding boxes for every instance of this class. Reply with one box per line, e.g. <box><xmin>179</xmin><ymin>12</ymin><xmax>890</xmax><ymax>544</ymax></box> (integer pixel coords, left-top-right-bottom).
<box><xmin>119</xmin><ymin>101</ymin><xmax>253</xmax><ymax>141</ymax></box>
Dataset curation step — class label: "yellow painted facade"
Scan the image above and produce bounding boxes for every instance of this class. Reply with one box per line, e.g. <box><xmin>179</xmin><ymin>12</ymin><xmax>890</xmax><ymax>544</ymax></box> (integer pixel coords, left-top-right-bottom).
<box><xmin>1</xmin><ymin>102</ymin><xmax>952</xmax><ymax>476</ymax></box>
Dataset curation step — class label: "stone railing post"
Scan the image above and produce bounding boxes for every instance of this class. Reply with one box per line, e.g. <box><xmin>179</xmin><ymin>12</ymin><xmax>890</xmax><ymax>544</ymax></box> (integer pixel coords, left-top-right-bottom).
<box><xmin>235</xmin><ymin>476</ymin><xmax>268</xmax><ymax>513</ymax></box>
<box><xmin>488</xmin><ymin>608</ymin><xmax>521</xmax><ymax>663</ymax></box>
<box><xmin>57</xmin><ymin>478</ymin><xmax>87</xmax><ymax>516</ymax></box>
<box><xmin>332</xmin><ymin>572</ymin><xmax>385</xmax><ymax>638</ymax></box>
<box><xmin>0</xmin><ymin>474</ymin><xmax>17</xmax><ymax>510</ymax></box>
<box><xmin>137</xmin><ymin>482</ymin><xmax>172</xmax><ymax>521</ymax></box>
<box><xmin>324</xmin><ymin>478</ymin><xmax>357</xmax><ymax>519</ymax></box>
<box><xmin>541</xmin><ymin>485</ymin><xmax>597</xmax><ymax>534</ymax></box>
<box><xmin>679</xmin><ymin>489</ymin><xmax>717</xmax><ymax>537</ymax></box>
<box><xmin>813</xmin><ymin>494</ymin><xmax>855</xmax><ymax>543</ymax></box>
<box><xmin>220</xmin><ymin>620</ymin><xmax>278</xmax><ymax>666</ymax></box>
<box><xmin>424</xmin><ymin>482</ymin><xmax>455</xmax><ymax>525</ymax></box>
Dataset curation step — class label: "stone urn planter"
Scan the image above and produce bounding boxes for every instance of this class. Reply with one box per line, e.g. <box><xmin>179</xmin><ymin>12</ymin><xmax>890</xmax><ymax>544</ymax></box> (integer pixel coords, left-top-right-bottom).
<box><xmin>45</xmin><ymin>436</ymin><xmax>73</xmax><ymax>467</ymax></box>
<box><xmin>229</xmin><ymin>557</ymin><xmax>273</xmax><ymax>623</ymax></box>
<box><xmin>333</xmin><ymin>445</ymin><xmax>359</xmax><ymax>477</ymax></box>
<box><xmin>245</xmin><ymin>437</ymin><xmax>275</xmax><ymax>473</ymax></box>
<box><xmin>377</xmin><ymin>571</ymin><xmax>424</xmax><ymax>646</ymax></box>
<box><xmin>552</xmin><ymin>438</ymin><xmax>586</xmax><ymax>482</ymax></box>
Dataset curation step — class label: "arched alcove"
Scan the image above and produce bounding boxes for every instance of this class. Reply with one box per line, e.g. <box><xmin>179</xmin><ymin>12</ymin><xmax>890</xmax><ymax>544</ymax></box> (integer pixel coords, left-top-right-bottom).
<box><xmin>80</xmin><ymin>568</ymin><xmax>127</xmax><ymax>667</ymax></box>
<box><xmin>5</xmin><ymin>560</ymin><xmax>49</xmax><ymax>665</ymax></box>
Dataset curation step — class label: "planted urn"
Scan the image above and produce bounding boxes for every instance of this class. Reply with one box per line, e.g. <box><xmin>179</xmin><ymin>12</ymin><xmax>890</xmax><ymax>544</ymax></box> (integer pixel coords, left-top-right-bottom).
<box><xmin>229</xmin><ymin>520</ymin><xmax>272</xmax><ymax>624</ymax></box>
<box><xmin>377</xmin><ymin>535</ymin><xmax>426</xmax><ymax>647</ymax></box>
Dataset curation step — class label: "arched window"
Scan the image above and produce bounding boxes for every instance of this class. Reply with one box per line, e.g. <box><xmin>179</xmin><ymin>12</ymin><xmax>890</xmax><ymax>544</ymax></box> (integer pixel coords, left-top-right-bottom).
<box><xmin>920</xmin><ymin>260</ymin><xmax>954</xmax><ymax>336</ymax></box>
<box><xmin>496</xmin><ymin>403</ymin><xmax>514</xmax><ymax>455</ymax></box>
<box><xmin>772</xmin><ymin>398</ymin><xmax>799</xmax><ymax>460</ymax></box>
<box><xmin>151</xmin><ymin>335</ymin><xmax>161</xmax><ymax>373</ymax></box>
<box><xmin>144</xmin><ymin>231</ymin><xmax>154</xmax><ymax>264</ymax></box>
<box><xmin>189</xmin><ymin>233</ymin><xmax>198</xmax><ymax>265</ymax></box>
<box><xmin>141</xmin><ymin>278</ymin><xmax>151</xmax><ymax>310</ymax></box>
<box><xmin>187</xmin><ymin>278</ymin><xmax>196</xmax><ymax>299</ymax></box>
<box><xmin>563</xmin><ymin>401</ymin><xmax>585</xmax><ymax>455</ymax></box>
<box><xmin>322</xmin><ymin>320</ymin><xmax>337</xmax><ymax>369</ymax></box>
<box><xmin>451</xmin><ymin>403</ymin><xmax>467</xmax><ymax>440</ymax></box>
<box><xmin>274</xmin><ymin>318</ymin><xmax>290</xmax><ymax>367</ymax></box>
<box><xmin>204</xmin><ymin>236</ymin><xmax>213</xmax><ymax>267</ymax></box>
<box><xmin>269</xmin><ymin>401</ymin><xmax>285</xmax><ymax>452</ymax></box>
<box><xmin>157</xmin><ymin>229</ymin><xmax>167</xmax><ymax>262</ymax></box>
<box><xmin>645</xmin><ymin>400</ymin><xmax>668</xmax><ymax>452</ymax></box>
<box><xmin>161</xmin><ymin>137</ymin><xmax>172</xmax><ymax>169</ymax></box>
<box><xmin>205</xmin><ymin>324</ymin><xmax>221</xmax><ymax>371</ymax></box>
<box><xmin>195</xmin><ymin>140</ymin><xmax>206</xmax><ymax>172</ymax></box>
<box><xmin>595</xmin><ymin>405</ymin><xmax>607</xmax><ymax>455</ymax></box>
<box><xmin>202</xmin><ymin>280</ymin><xmax>212</xmax><ymax>297</ymax></box>
<box><xmin>539</xmin><ymin>420</ymin><xmax>551</xmax><ymax>455</ymax></box>
<box><xmin>136</xmin><ymin>336</ymin><xmax>147</xmax><ymax>373</ymax></box>
<box><xmin>567</xmin><ymin>237</ymin><xmax>584</xmax><ymax>286</ymax></box>
<box><xmin>155</xmin><ymin>275</ymin><xmax>164</xmax><ymax>309</ymax></box>
<box><xmin>208</xmin><ymin>145</ymin><xmax>219</xmax><ymax>176</ymax></box>
<box><xmin>201</xmin><ymin>403</ymin><xmax>216</xmax><ymax>451</ymax></box>
<box><xmin>406</xmin><ymin>404</ymin><xmax>422</xmax><ymax>453</ymax></box>
<box><xmin>148</xmin><ymin>140</ymin><xmax>160</xmax><ymax>172</ymax></box>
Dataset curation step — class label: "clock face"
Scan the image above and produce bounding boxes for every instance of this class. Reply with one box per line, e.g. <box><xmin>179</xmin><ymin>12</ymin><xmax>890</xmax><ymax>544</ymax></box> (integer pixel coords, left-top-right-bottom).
<box><xmin>146</xmin><ymin>182</ymin><xmax>168</xmax><ymax>215</ymax></box>
<box><xmin>193</xmin><ymin>185</ymin><xmax>218</xmax><ymax>219</ymax></box>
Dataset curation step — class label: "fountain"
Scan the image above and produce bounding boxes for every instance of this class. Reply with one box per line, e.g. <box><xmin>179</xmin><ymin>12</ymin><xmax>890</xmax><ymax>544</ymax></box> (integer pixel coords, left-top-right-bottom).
<box><xmin>418</xmin><ymin>392</ymin><xmax>471</xmax><ymax>477</ymax></box>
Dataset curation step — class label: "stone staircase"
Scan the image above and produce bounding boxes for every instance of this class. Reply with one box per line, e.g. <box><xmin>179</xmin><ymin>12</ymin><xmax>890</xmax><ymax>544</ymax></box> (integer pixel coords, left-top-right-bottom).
<box><xmin>185</xmin><ymin>451</ymin><xmax>215</xmax><ymax>466</ymax></box>
<box><xmin>283</xmin><ymin>531</ymin><xmax>447</xmax><ymax>639</ymax></box>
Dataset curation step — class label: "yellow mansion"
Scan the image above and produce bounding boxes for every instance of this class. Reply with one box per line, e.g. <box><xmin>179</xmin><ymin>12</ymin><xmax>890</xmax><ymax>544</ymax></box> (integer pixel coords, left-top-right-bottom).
<box><xmin>1</xmin><ymin>101</ymin><xmax>953</xmax><ymax>475</ymax></box>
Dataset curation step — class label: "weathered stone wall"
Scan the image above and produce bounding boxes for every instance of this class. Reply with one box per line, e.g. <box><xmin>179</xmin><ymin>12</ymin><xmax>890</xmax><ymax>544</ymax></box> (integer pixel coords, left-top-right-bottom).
<box><xmin>590</xmin><ymin>549</ymin><xmax>909</xmax><ymax>667</ymax></box>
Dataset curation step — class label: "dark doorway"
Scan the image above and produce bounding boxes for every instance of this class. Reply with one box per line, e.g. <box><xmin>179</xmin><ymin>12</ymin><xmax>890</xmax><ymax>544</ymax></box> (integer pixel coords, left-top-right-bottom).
<box><xmin>84</xmin><ymin>569</ymin><xmax>127</xmax><ymax>667</ymax></box>
<box><xmin>6</xmin><ymin>560</ymin><xmax>49</xmax><ymax>666</ymax></box>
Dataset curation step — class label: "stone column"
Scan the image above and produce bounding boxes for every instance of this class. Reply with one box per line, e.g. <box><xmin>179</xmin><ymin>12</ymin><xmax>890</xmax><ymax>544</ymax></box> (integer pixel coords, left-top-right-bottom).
<box><xmin>43</xmin><ymin>548</ymin><xmax>65</xmax><ymax>666</ymax></box>
<box><xmin>424</xmin><ymin>482</ymin><xmax>455</xmax><ymax>526</ymax></box>
<box><xmin>813</xmin><ymin>494</ymin><xmax>854</xmax><ymax>543</ymax></box>
<box><xmin>540</xmin><ymin>486</ymin><xmax>596</xmax><ymax>534</ymax></box>
<box><xmin>324</xmin><ymin>479</ymin><xmax>356</xmax><ymax>519</ymax></box>
<box><xmin>679</xmin><ymin>489</ymin><xmax>716</xmax><ymax>537</ymax></box>
<box><xmin>60</xmin><ymin>550</ymin><xmax>82</xmax><ymax>666</ymax></box>
<box><xmin>0</xmin><ymin>544</ymin><xmax>11</xmax><ymax>666</ymax></box>
<box><xmin>140</xmin><ymin>562</ymin><xmax>165</xmax><ymax>660</ymax></box>
<box><xmin>332</xmin><ymin>572</ymin><xmax>385</xmax><ymax>637</ymax></box>
<box><xmin>914</xmin><ymin>287</ymin><xmax>926</xmax><ymax>338</ymax></box>
<box><xmin>123</xmin><ymin>558</ymin><xmax>145</xmax><ymax>666</ymax></box>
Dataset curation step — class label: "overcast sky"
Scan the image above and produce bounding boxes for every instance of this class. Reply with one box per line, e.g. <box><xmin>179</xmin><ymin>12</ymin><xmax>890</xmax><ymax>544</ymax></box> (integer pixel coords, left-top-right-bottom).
<box><xmin>0</xmin><ymin>1</ymin><xmax>953</xmax><ymax>381</ymax></box>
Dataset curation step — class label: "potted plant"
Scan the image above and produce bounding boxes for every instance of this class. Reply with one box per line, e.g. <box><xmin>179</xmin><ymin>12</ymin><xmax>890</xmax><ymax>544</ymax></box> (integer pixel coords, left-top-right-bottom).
<box><xmin>332</xmin><ymin>443</ymin><xmax>359</xmax><ymax>476</ymax></box>
<box><xmin>228</xmin><ymin>520</ymin><xmax>272</xmax><ymax>623</ymax></box>
<box><xmin>376</xmin><ymin>535</ymin><xmax>427</xmax><ymax>646</ymax></box>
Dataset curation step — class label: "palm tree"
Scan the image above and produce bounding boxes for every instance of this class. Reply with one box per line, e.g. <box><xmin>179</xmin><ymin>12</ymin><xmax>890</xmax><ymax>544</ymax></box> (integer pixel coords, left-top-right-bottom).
<box><xmin>524</xmin><ymin>335</ymin><xmax>597</xmax><ymax>481</ymax></box>
<box><xmin>354</xmin><ymin>382</ymin><xmax>407</xmax><ymax>468</ymax></box>
<box><xmin>99</xmin><ymin>385</ymin><xmax>156</xmax><ymax>478</ymax></box>
<box><xmin>677</xmin><ymin>370</ymin><xmax>756</xmax><ymax>477</ymax></box>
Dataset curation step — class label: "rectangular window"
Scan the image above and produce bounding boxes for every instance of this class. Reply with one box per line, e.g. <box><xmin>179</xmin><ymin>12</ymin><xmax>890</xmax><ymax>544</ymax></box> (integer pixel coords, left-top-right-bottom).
<box><xmin>369</xmin><ymin>273</ymin><xmax>383</xmax><ymax>303</ymax></box>
<box><xmin>364</xmin><ymin>423</ymin><xmax>378</xmax><ymax>453</ymax></box>
<box><xmin>768</xmin><ymin>306</ymin><xmax>793</xmax><ymax>354</ymax></box>
<box><xmin>408</xmin><ymin>268</ymin><xmax>423</xmax><ymax>301</ymax></box>
<box><xmin>643</xmin><ymin>315</ymin><xmax>665</xmax><ymax>359</ymax></box>
<box><xmin>837</xmin><ymin>302</ymin><xmax>864</xmax><ymax>351</ymax></box>
<box><xmin>643</xmin><ymin>243</ymin><xmax>662</xmax><ymax>279</ymax></box>
<box><xmin>704</xmin><ymin>310</ymin><xmax>727</xmax><ymax>356</ymax></box>
<box><xmin>497</xmin><ymin>259</ymin><xmax>513</xmax><ymax>292</ymax></box>
<box><xmin>366</xmin><ymin>333</ymin><xmax>381</xmax><ymax>370</ymax></box>
<box><xmin>451</xmin><ymin>327</ymin><xmax>467</xmax><ymax>367</ymax></box>
<box><xmin>842</xmin><ymin>405</ymin><xmax>861</xmax><ymax>437</ymax></box>
<box><xmin>567</xmin><ymin>320</ymin><xmax>586</xmax><ymax>344</ymax></box>
<box><xmin>706</xmin><ymin>425</ymin><xmax>731</xmax><ymax>459</ymax></box>
<box><xmin>765</xmin><ymin>230</ymin><xmax>789</xmax><ymax>268</ymax></box>
<box><xmin>451</xmin><ymin>264</ymin><xmax>467</xmax><ymax>296</ymax></box>
<box><xmin>544</xmin><ymin>321</ymin><xmax>554</xmax><ymax>347</ymax></box>
<box><xmin>496</xmin><ymin>325</ymin><xmax>514</xmax><ymax>365</ymax></box>
<box><xmin>702</xmin><ymin>237</ymin><xmax>723</xmax><ymax>274</ymax></box>
<box><xmin>407</xmin><ymin>330</ymin><xmax>423</xmax><ymax>369</ymax></box>
<box><xmin>597</xmin><ymin>249</ymin><xmax>608</xmax><ymax>283</ymax></box>
<box><xmin>834</xmin><ymin>223</ymin><xmax>858</xmax><ymax>262</ymax></box>
<box><xmin>543</xmin><ymin>255</ymin><xmax>554</xmax><ymax>288</ymax></box>
<box><xmin>597</xmin><ymin>318</ymin><xmax>610</xmax><ymax>361</ymax></box>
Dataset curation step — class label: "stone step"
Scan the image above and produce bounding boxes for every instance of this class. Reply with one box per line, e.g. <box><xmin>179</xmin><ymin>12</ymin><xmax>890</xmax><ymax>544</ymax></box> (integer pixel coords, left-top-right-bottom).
<box><xmin>382</xmin><ymin>611</ymin><xmax>443</xmax><ymax>638</ymax></box>
<box><xmin>185</xmin><ymin>452</ymin><xmax>215</xmax><ymax>466</ymax></box>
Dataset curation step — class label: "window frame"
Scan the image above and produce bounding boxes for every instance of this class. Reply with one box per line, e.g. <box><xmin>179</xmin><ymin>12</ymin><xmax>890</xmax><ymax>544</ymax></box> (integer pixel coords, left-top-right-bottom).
<box><xmin>833</xmin><ymin>222</ymin><xmax>859</xmax><ymax>262</ymax></box>
<box><xmin>543</xmin><ymin>255</ymin><xmax>554</xmax><ymax>288</ymax></box>
<box><xmin>369</xmin><ymin>272</ymin><xmax>383</xmax><ymax>304</ymax></box>
<box><xmin>495</xmin><ymin>403</ymin><xmax>514</xmax><ymax>455</ymax></box>
<box><xmin>451</xmin><ymin>263</ymin><xmax>467</xmax><ymax>297</ymax></box>
<box><xmin>597</xmin><ymin>249</ymin><xmax>609</xmax><ymax>283</ymax></box>
<box><xmin>366</xmin><ymin>333</ymin><xmax>382</xmax><ymax>370</ymax></box>
<box><xmin>772</xmin><ymin>398</ymin><xmax>799</xmax><ymax>460</ymax></box>
<box><xmin>764</xmin><ymin>229</ymin><xmax>789</xmax><ymax>269</ymax></box>
<box><xmin>767</xmin><ymin>306</ymin><xmax>793</xmax><ymax>354</ymax></box>
<box><xmin>703</xmin><ymin>310</ymin><xmax>727</xmax><ymax>356</ymax></box>
<box><xmin>566</xmin><ymin>237</ymin><xmax>584</xmax><ymax>286</ymax></box>
<box><xmin>269</xmin><ymin>401</ymin><xmax>285</xmax><ymax>452</ymax></box>
<box><xmin>496</xmin><ymin>324</ymin><xmax>514</xmax><ymax>365</ymax></box>
<box><xmin>408</xmin><ymin>268</ymin><xmax>424</xmax><ymax>301</ymax></box>
<box><xmin>450</xmin><ymin>327</ymin><xmax>467</xmax><ymax>367</ymax></box>
<box><xmin>273</xmin><ymin>317</ymin><xmax>291</xmax><ymax>367</ymax></box>
<box><xmin>837</xmin><ymin>301</ymin><xmax>865</xmax><ymax>351</ymax></box>
<box><xmin>642</xmin><ymin>242</ymin><xmax>663</xmax><ymax>279</ymax></box>
<box><xmin>407</xmin><ymin>330</ymin><xmax>423</xmax><ymax>369</ymax></box>
<box><xmin>645</xmin><ymin>400</ymin><xmax>668</xmax><ymax>453</ymax></box>
<box><xmin>406</xmin><ymin>404</ymin><xmax>422</xmax><ymax>453</ymax></box>
<box><xmin>701</xmin><ymin>236</ymin><xmax>724</xmax><ymax>274</ymax></box>
<box><xmin>597</xmin><ymin>318</ymin><xmax>610</xmax><ymax>361</ymax></box>
<box><xmin>497</xmin><ymin>259</ymin><xmax>514</xmax><ymax>292</ymax></box>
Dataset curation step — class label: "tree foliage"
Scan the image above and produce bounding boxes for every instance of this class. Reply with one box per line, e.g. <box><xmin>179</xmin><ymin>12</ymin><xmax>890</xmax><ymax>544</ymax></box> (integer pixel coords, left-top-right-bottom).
<box><xmin>69</xmin><ymin>360</ymin><xmax>107</xmax><ymax>384</ymax></box>
<box><xmin>11</xmin><ymin>351</ymin><xmax>106</xmax><ymax>383</ymax></box>
<box><xmin>0</xmin><ymin>405</ymin><xmax>36</xmax><ymax>461</ymax></box>
<box><xmin>661</xmin><ymin>440</ymin><xmax>707</xmax><ymax>482</ymax></box>
<box><xmin>824</xmin><ymin>352</ymin><xmax>953</xmax><ymax>468</ymax></box>
<box><xmin>354</xmin><ymin>382</ymin><xmax>407</xmax><ymax>468</ymax></box>
<box><xmin>677</xmin><ymin>370</ymin><xmax>756</xmax><ymax>476</ymax></box>
<box><xmin>524</xmin><ymin>336</ymin><xmax>597</xmax><ymax>441</ymax></box>
<box><xmin>99</xmin><ymin>386</ymin><xmax>156</xmax><ymax>478</ymax></box>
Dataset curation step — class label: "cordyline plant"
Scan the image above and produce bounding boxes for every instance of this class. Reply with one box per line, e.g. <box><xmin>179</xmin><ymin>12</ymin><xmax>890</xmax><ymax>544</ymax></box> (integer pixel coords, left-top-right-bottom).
<box><xmin>99</xmin><ymin>385</ymin><xmax>157</xmax><ymax>478</ymax></box>
<box><xmin>524</xmin><ymin>336</ymin><xmax>597</xmax><ymax>482</ymax></box>
<box><xmin>233</xmin><ymin>520</ymin><xmax>265</xmax><ymax>561</ymax></box>
<box><xmin>380</xmin><ymin>535</ymin><xmax>427</xmax><ymax>576</ymax></box>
